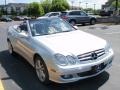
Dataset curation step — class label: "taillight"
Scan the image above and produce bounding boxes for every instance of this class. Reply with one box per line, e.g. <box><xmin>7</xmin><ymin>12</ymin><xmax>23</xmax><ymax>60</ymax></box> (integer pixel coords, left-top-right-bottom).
<box><xmin>62</xmin><ymin>16</ymin><xmax>68</xmax><ymax>20</ymax></box>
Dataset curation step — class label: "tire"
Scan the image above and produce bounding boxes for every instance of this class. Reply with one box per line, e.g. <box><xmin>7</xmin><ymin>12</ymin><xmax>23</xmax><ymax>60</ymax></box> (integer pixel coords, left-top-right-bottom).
<box><xmin>34</xmin><ymin>56</ymin><xmax>49</xmax><ymax>84</ymax></box>
<box><xmin>90</xmin><ymin>19</ymin><xmax>96</xmax><ymax>25</ymax></box>
<box><xmin>7</xmin><ymin>41</ymin><xmax>15</xmax><ymax>55</ymax></box>
<box><xmin>82</xmin><ymin>23</ymin><xmax>86</xmax><ymax>26</ymax></box>
<box><xmin>69</xmin><ymin>20</ymin><xmax>76</xmax><ymax>26</ymax></box>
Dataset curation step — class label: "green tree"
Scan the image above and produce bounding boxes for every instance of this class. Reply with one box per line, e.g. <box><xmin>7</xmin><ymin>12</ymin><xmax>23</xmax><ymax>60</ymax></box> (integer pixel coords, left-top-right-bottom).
<box><xmin>20</xmin><ymin>9</ymin><xmax>28</xmax><ymax>15</ymax></box>
<box><xmin>94</xmin><ymin>9</ymin><xmax>101</xmax><ymax>15</ymax></box>
<box><xmin>0</xmin><ymin>9</ymin><xmax>2</xmax><ymax>16</ymax></box>
<box><xmin>28</xmin><ymin>2</ymin><xmax>44</xmax><ymax>17</ymax></box>
<box><xmin>1</xmin><ymin>7</ymin><xmax>5</xmax><ymax>15</ymax></box>
<box><xmin>51</xmin><ymin>0</ymin><xmax>69</xmax><ymax>12</ymax></box>
<box><xmin>106</xmin><ymin>0</ymin><xmax>115</xmax><ymax>6</ymax></box>
<box><xmin>41</xmin><ymin>0</ymin><xmax>52</xmax><ymax>14</ymax></box>
<box><xmin>111</xmin><ymin>0</ymin><xmax>120</xmax><ymax>8</ymax></box>
<box><xmin>62</xmin><ymin>0</ymin><xmax>70</xmax><ymax>10</ymax></box>
<box><xmin>51</xmin><ymin>2</ymin><xmax>66</xmax><ymax>12</ymax></box>
<box><xmin>11</xmin><ymin>7</ymin><xmax>17</xmax><ymax>15</ymax></box>
<box><xmin>83</xmin><ymin>8</ymin><xmax>94</xmax><ymax>12</ymax></box>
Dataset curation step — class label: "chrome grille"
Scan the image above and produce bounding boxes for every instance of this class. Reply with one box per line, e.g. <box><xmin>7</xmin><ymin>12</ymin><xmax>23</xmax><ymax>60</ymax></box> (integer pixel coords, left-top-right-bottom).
<box><xmin>77</xmin><ymin>49</ymin><xmax>105</xmax><ymax>62</ymax></box>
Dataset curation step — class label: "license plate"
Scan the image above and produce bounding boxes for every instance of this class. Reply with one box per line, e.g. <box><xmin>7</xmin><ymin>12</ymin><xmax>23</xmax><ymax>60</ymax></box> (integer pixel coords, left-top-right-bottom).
<box><xmin>92</xmin><ymin>63</ymin><xmax>103</xmax><ymax>73</ymax></box>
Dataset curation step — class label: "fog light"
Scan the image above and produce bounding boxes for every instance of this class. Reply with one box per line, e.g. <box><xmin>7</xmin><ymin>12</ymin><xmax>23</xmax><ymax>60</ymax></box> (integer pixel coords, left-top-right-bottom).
<box><xmin>61</xmin><ymin>74</ymin><xmax>73</xmax><ymax>79</ymax></box>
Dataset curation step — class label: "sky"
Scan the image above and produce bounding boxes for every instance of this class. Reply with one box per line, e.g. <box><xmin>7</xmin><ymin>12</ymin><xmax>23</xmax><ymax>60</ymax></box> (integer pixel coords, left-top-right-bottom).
<box><xmin>0</xmin><ymin>0</ymin><xmax>108</xmax><ymax>9</ymax></box>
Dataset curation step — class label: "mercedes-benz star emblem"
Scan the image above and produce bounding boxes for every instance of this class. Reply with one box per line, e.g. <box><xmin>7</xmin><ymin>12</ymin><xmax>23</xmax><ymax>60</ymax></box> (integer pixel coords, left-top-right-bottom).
<box><xmin>91</xmin><ymin>52</ymin><xmax>98</xmax><ymax>60</ymax></box>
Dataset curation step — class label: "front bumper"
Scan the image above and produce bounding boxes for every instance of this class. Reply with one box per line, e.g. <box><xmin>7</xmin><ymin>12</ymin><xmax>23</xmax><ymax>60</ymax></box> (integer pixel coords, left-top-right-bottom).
<box><xmin>49</xmin><ymin>49</ymin><xmax>114</xmax><ymax>83</ymax></box>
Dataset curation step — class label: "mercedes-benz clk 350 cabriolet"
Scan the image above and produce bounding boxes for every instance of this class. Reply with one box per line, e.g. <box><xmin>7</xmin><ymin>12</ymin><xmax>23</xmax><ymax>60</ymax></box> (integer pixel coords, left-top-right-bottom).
<box><xmin>7</xmin><ymin>17</ymin><xmax>114</xmax><ymax>84</ymax></box>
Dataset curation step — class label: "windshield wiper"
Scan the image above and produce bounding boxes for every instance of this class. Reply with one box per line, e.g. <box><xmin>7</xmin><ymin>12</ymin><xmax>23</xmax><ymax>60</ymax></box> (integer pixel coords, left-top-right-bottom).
<box><xmin>35</xmin><ymin>30</ymin><xmax>72</xmax><ymax>36</ymax></box>
<box><xmin>50</xmin><ymin>30</ymin><xmax>72</xmax><ymax>34</ymax></box>
<box><xmin>35</xmin><ymin>33</ymin><xmax>49</xmax><ymax>36</ymax></box>
<box><xmin>62</xmin><ymin>30</ymin><xmax>72</xmax><ymax>32</ymax></box>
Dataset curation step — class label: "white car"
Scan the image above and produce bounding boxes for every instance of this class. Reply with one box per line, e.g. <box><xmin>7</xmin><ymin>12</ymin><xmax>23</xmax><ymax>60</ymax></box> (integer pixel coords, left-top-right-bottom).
<box><xmin>7</xmin><ymin>17</ymin><xmax>114</xmax><ymax>84</ymax></box>
<box><xmin>44</xmin><ymin>12</ymin><xmax>61</xmax><ymax>17</ymax></box>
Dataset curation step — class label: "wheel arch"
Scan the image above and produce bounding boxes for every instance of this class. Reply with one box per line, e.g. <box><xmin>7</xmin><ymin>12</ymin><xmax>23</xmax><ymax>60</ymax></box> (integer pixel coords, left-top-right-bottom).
<box><xmin>33</xmin><ymin>53</ymin><xmax>42</xmax><ymax>64</ymax></box>
<box><xmin>33</xmin><ymin>53</ymin><xmax>50</xmax><ymax>84</ymax></box>
<box><xmin>69</xmin><ymin>19</ymin><xmax>76</xmax><ymax>23</ymax></box>
<box><xmin>7</xmin><ymin>38</ymin><xmax>10</xmax><ymax>41</ymax></box>
<box><xmin>90</xmin><ymin>18</ymin><xmax>97</xmax><ymax>22</ymax></box>
<box><xmin>33</xmin><ymin>53</ymin><xmax>48</xmax><ymax>69</ymax></box>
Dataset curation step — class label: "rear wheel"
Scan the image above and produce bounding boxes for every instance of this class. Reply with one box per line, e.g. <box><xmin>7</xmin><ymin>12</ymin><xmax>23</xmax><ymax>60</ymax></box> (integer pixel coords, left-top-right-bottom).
<box><xmin>34</xmin><ymin>56</ymin><xmax>49</xmax><ymax>84</ymax></box>
<box><xmin>69</xmin><ymin>20</ymin><xmax>76</xmax><ymax>26</ymax></box>
<box><xmin>8</xmin><ymin>41</ymin><xmax>15</xmax><ymax>55</ymax></box>
<box><xmin>82</xmin><ymin>23</ymin><xmax>86</xmax><ymax>26</ymax></box>
<box><xmin>90</xmin><ymin>19</ymin><xmax>96</xmax><ymax>25</ymax></box>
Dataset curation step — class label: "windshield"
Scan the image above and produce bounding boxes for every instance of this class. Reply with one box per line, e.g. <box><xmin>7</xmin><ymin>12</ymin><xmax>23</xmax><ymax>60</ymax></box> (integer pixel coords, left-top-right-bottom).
<box><xmin>45</xmin><ymin>13</ymin><xmax>50</xmax><ymax>16</ymax></box>
<box><xmin>29</xmin><ymin>18</ymin><xmax>75</xmax><ymax>36</ymax></box>
<box><xmin>61</xmin><ymin>12</ymin><xmax>67</xmax><ymax>16</ymax></box>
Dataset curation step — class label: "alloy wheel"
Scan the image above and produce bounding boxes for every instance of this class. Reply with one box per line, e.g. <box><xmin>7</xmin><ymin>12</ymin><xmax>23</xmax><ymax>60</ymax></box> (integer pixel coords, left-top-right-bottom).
<box><xmin>35</xmin><ymin>59</ymin><xmax>46</xmax><ymax>82</ymax></box>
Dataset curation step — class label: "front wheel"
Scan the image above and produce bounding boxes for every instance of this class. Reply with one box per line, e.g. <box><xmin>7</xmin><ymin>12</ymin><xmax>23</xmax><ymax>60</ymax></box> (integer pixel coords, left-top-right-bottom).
<box><xmin>35</xmin><ymin>56</ymin><xmax>49</xmax><ymax>84</ymax></box>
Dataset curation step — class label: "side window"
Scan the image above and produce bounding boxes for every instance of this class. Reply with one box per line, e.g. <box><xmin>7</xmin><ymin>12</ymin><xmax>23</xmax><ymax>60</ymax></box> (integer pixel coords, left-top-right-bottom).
<box><xmin>16</xmin><ymin>22</ymin><xmax>28</xmax><ymax>34</ymax></box>
<box><xmin>80</xmin><ymin>11</ymin><xmax>88</xmax><ymax>16</ymax></box>
<box><xmin>49</xmin><ymin>13</ymin><xmax>59</xmax><ymax>16</ymax></box>
<box><xmin>69</xmin><ymin>11</ymin><xmax>80</xmax><ymax>15</ymax></box>
<box><xmin>19</xmin><ymin>24</ymin><xmax>28</xmax><ymax>32</ymax></box>
<box><xmin>20</xmin><ymin>22</ymin><xmax>28</xmax><ymax>31</ymax></box>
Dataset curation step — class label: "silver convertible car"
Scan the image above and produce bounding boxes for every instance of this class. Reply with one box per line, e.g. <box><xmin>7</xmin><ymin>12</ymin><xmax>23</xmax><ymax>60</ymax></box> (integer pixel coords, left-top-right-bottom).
<box><xmin>7</xmin><ymin>17</ymin><xmax>114</xmax><ymax>84</ymax></box>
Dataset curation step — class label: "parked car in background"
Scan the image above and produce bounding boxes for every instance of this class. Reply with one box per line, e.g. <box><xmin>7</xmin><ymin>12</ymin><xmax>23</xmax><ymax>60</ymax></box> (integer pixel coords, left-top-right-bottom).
<box><xmin>60</xmin><ymin>10</ymin><xmax>97</xmax><ymax>25</ymax></box>
<box><xmin>22</xmin><ymin>16</ymin><xmax>31</xmax><ymax>20</ymax></box>
<box><xmin>99</xmin><ymin>10</ymin><xmax>113</xmax><ymax>16</ymax></box>
<box><xmin>45</xmin><ymin>12</ymin><xmax>61</xmax><ymax>17</ymax></box>
<box><xmin>37</xmin><ymin>12</ymin><xmax>61</xmax><ymax>19</ymax></box>
<box><xmin>87</xmin><ymin>12</ymin><xmax>94</xmax><ymax>15</ymax></box>
<box><xmin>7</xmin><ymin>17</ymin><xmax>114</xmax><ymax>84</ymax></box>
<box><xmin>0</xmin><ymin>16</ymin><xmax>12</xmax><ymax>22</ymax></box>
<box><xmin>14</xmin><ymin>16</ymin><xmax>24</xmax><ymax>21</ymax></box>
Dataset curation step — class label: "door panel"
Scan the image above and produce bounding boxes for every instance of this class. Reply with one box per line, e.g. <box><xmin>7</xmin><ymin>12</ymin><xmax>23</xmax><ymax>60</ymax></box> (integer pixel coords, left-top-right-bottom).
<box><xmin>79</xmin><ymin>11</ymin><xmax>90</xmax><ymax>23</ymax></box>
<box><xmin>15</xmin><ymin>35</ymin><xmax>34</xmax><ymax>65</ymax></box>
<box><xmin>13</xmin><ymin>22</ymin><xmax>35</xmax><ymax>65</ymax></box>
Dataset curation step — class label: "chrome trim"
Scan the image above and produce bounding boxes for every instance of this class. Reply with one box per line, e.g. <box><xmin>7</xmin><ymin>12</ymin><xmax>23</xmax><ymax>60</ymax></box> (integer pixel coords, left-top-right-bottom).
<box><xmin>77</xmin><ymin>49</ymin><xmax>105</xmax><ymax>62</ymax></box>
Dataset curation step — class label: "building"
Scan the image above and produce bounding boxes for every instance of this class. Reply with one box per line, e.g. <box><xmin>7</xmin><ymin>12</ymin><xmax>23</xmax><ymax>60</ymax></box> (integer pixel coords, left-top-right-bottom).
<box><xmin>102</xmin><ymin>4</ymin><xmax>115</xmax><ymax>11</ymax></box>
<box><xmin>0</xmin><ymin>3</ymin><xmax>28</xmax><ymax>15</ymax></box>
<box><xmin>70</xmin><ymin>6</ymin><xmax>81</xmax><ymax>10</ymax></box>
<box><xmin>102</xmin><ymin>0</ymin><xmax>120</xmax><ymax>11</ymax></box>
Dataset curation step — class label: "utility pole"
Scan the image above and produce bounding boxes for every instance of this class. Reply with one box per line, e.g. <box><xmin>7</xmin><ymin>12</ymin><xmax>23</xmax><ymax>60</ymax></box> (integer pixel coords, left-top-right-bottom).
<box><xmin>5</xmin><ymin>0</ymin><xmax>7</xmax><ymax>16</ymax></box>
<box><xmin>71</xmin><ymin>1</ymin><xmax>74</xmax><ymax>10</ymax></box>
<box><xmin>115</xmin><ymin>0</ymin><xmax>118</xmax><ymax>11</ymax></box>
<box><xmin>93</xmin><ymin>4</ymin><xmax>96</xmax><ymax>14</ymax></box>
<box><xmin>79</xmin><ymin>1</ymin><xmax>81</xmax><ymax>10</ymax></box>
<box><xmin>86</xmin><ymin>3</ymin><xmax>88</xmax><ymax>9</ymax></box>
<box><xmin>114</xmin><ymin>0</ymin><xmax>119</xmax><ymax>24</ymax></box>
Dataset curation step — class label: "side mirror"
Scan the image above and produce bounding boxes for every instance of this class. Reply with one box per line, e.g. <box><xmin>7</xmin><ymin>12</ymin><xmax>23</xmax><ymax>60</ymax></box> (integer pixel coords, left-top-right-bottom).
<box><xmin>73</xmin><ymin>25</ymin><xmax>79</xmax><ymax>30</ymax></box>
<box><xmin>17</xmin><ymin>26</ymin><xmax>28</xmax><ymax>38</ymax></box>
<box><xmin>19</xmin><ymin>32</ymin><xmax>28</xmax><ymax>38</ymax></box>
<box><xmin>16</xmin><ymin>26</ymin><xmax>22</xmax><ymax>33</ymax></box>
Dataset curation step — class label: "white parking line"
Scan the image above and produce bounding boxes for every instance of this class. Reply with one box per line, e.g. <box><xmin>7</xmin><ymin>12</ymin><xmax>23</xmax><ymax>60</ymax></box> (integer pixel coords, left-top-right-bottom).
<box><xmin>0</xmin><ymin>80</ymin><xmax>4</xmax><ymax>90</ymax></box>
<box><xmin>105</xmin><ymin>31</ymin><xmax>120</xmax><ymax>35</ymax></box>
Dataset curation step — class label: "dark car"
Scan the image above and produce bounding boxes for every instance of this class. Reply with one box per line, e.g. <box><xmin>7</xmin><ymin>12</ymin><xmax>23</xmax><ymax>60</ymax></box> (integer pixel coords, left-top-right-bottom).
<box><xmin>0</xmin><ymin>17</ymin><xmax>12</xmax><ymax>22</ymax></box>
<box><xmin>13</xmin><ymin>16</ymin><xmax>24</xmax><ymax>21</ymax></box>
<box><xmin>99</xmin><ymin>10</ymin><xmax>113</xmax><ymax>16</ymax></box>
<box><xmin>60</xmin><ymin>10</ymin><xmax>97</xmax><ymax>25</ymax></box>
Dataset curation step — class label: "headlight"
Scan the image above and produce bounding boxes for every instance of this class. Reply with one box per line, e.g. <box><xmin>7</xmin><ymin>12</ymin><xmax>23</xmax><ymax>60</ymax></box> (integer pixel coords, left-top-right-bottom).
<box><xmin>66</xmin><ymin>55</ymin><xmax>77</xmax><ymax>65</ymax></box>
<box><xmin>54</xmin><ymin>54</ymin><xmax>77</xmax><ymax>66</ymax></box>
<box><xmin>54</xmin><ymin>54</ymin><xmax>68</xmax><ymax>66</ymax></box>
<box><xmin>105</xmin><ymin>43</ymin><xmax>111</xmax><ymax>52</ymax></box>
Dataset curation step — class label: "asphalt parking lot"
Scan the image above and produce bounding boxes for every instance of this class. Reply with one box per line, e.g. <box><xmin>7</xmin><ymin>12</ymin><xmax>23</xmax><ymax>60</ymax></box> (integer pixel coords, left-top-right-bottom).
<box><xmin>0</xmin><ymin>21</ymin><xmax>120</xmax><ymax>90</ymax></box>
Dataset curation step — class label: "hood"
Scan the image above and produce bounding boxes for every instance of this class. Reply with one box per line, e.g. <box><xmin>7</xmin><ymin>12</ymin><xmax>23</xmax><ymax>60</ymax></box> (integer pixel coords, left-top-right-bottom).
<box><xmin>34</xmin><ymin>30</ymin><xmax>106</xmax><ymax>56</ymax></box>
